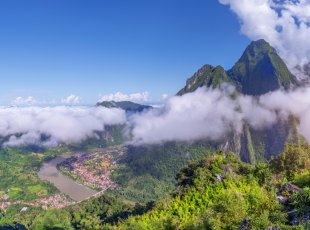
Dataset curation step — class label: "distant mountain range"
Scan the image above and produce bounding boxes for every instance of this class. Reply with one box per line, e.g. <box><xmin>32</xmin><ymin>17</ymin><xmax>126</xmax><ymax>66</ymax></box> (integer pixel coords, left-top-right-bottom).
<box><xmin>178</xmin><ymin>39</ymin><xmax>301</xmax><ymax>163</ymax></box>
<box><xmin>96</xmin><ymin>100</ymin><xmax>151</xmax><ymax>113</ymax></box>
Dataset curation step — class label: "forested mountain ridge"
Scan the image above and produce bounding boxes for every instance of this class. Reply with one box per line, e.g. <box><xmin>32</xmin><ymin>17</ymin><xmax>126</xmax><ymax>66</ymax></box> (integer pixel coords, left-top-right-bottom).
<box><xmin>228</xmin><ymin>39</ymin><xmax>298</xmax><ymax>95</ymax></box>
<box><xmin>178</xmin><ymin>39</ymin><xmax>301</xmax><ymax>164</ymax></box>
<box><xmin>178</xmin><ymin>39</ymin><xmax>298</xmax><ymax>96</ymax></box>
<box><xmin>96</xmin><ymin>101</ymin><xmax>151</xmax><ymax>113</ymax></box>
<box><xmin>177</xmin><ymin>64</ymin><xmax>231</xmax><ymax>95</ymax></box>
<box><xmin>115</xmin><ymin>144</ymin><xmax>310</xmax><ymax>229</ymax></box>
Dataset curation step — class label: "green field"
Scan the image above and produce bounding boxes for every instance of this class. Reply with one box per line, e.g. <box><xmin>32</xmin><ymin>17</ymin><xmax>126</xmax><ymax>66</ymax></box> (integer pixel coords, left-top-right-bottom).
<box><xmin>0</xmin><ymin>147</ymin><xmax>66</xmax><ymax>202</ymax></box>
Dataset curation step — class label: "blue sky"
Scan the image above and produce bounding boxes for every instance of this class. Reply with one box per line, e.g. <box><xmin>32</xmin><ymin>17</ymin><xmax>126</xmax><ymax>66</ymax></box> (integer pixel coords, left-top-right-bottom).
<box><xmin>0</xmin><ymin>0</ymin><xmax>250</xmax><ymax>105</ymax></box>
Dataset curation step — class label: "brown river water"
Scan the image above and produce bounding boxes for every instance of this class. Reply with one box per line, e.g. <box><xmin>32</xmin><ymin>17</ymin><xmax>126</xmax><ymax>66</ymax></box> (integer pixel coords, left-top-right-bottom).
<box><xmin>38</xmin><ymin>153</ymin><xmax>97</xmax><ymax>202</ymax></box>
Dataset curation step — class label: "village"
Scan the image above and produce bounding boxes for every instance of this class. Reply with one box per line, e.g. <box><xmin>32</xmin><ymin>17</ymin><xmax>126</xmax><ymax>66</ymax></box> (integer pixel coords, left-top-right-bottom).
<box><xmin>0</xmin><ymin>193</ymin><xmax>73</xmax><ymax>210</ymax></box>
<box><xmin>0</xmin><ymin>145</ymin><xmax>125</xmax><ymax>211</ymax></box>
<box><xmin>58</xmin><ymin>145</ymin><xmax>125</xmax><ymax>191</ymax></box>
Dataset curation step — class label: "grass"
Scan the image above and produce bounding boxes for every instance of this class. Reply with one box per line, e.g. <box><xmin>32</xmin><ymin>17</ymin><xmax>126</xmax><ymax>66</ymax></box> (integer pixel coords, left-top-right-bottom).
<box><xmin>0</xmin><ymin>147</ymin><xmax>62</xmax><ymax>202</ymax></box>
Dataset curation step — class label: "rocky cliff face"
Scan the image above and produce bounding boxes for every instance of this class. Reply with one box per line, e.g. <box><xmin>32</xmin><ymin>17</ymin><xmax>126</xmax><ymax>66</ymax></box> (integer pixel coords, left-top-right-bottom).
<box><xmin>178</xmin><ymin>39</ymin><xmax>301</xmax><ymax>163</ymax></box>
<box><xmin>232</xmin><ymin>117</ymin><xmax>300</xmax><ymax>163</ymax></box>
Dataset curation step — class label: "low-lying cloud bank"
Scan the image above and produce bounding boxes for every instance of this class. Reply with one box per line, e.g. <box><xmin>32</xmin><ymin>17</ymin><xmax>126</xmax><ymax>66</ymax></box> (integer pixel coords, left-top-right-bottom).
<box><xmin>130</xmin><ymin>85</ymin><xmax>310</xmax><ymax>145</ymax></box>
<box><xmin>3</xmin><ymin>85</ymin><xmax>310</xmax><ymax>147</ymax></box>
<box><xmin>0</xmin><ymin>106</ymin><xmax>126</xmax><ymax>147</ymax></box>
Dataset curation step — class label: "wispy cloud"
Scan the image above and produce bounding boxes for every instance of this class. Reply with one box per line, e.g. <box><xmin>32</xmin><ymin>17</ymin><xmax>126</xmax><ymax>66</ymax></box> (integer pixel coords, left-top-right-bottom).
<box><xmin>10</xmin><ymin>95</ymin><xmax>81</xmax><ymax>106</ymax></box>
<box><xmin>61</xmin><ymin>94</ymin><xmax>81</xmax><ymax>105</ymax></box>
<box><xmin>11</xmin><ymin>96</ymin><xmax>37</xmax><ymax>106</ymax></box>
<box><xmin>5</xmin><ymin>86</ymin><xmax>310</xmax><ymax>148</ymax></box>
<box><xmin>99</xmin><ymin>91</ymin><xmax>150</xmax><ymax>102</ymax></box>
<box><xmin>161</xmin><ymin>94</ymin><xmax>169</xmax><ymax>100</ymax></box>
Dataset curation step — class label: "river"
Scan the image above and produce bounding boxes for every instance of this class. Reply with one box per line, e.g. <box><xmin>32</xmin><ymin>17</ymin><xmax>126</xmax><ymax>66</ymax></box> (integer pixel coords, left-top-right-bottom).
<box><xmin>38</xmin><ymin>153</ymin><xmax>97</xmax><ymax>202</ymax></box>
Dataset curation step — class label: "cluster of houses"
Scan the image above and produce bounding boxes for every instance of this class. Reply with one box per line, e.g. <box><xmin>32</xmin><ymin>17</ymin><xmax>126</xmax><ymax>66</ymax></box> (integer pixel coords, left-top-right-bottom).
<box><xmin>0</xmin><ymin>193</ymin><xmax>10</xmax><ymax>208</ymax></box>
<box><xmin>23</xmin><ymin>193</ymin><xmax>73</xmax><ymax>209</ymax></box>
<box><xmin>1</xmin><ymin>145</ymin><xmax>126</xmax><ymax>211</ymax></box>
<box><xmin>0</xmin><ymin>193</ymin><xmax>73</xmax><ymax>210</ymax></box>
<box><xmin>60</xmin><ymin>145</ymin><xmax>125</xmax><ymax>190</ymax></box>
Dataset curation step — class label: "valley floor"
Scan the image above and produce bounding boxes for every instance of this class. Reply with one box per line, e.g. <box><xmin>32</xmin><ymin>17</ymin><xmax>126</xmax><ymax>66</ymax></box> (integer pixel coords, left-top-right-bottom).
<box><xmin>0</xmin><ymin>145</ymin><xmax>125</xmax><ymax>212</ymax></box>
<box><xmin>1</xmin><ymin>144</ymin><xmax>309</xmax><ymax>229</ymax></box>
<box><xmin>57</xmin><ymin>145</ymin><xmax>125</xmax><ymax>191</ymax></box>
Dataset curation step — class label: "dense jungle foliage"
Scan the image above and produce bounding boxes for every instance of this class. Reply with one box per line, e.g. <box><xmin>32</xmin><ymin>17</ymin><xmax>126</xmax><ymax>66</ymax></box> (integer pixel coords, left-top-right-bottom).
<box><xmin>1</xmin><ymin>143</ymin><xmax>309</xmax><ymax>229</ymax></box>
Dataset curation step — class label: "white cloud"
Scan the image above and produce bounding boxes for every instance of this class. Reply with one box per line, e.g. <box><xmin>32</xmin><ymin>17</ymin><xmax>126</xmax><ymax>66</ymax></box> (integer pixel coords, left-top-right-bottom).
<box><xmin>0</xmin><ymin>106</ymin><xmax>126</xmax><ymax>147</ymax></box>
<box><xmin>130</xmin><ymin>86</ymin><xmax>274</xmax><ymax>144</ymax></box>
<box><xmin>161</xmin><ymin>94</ymin><xmax>169</xmax><ymax>100</ymax></box>
<box><xmin>259</xmin><ymin>87</ymin><xmax>310</xmax><ymax>141</ymax></box>
<box><xmin>129</xmin><ymin>85</ymin><xmax>310</xmax><ymax>145</ymax></box>
<box><xmin>11</xmin><ymin>96</ymin><xmax>37</xmax><ymax>106</ymax></box>
<box><xmin>219</xmin><ymin>0</ymin><xmax>310</xmax><ymax>76</ymax></box>
<box><xmin>61</xmin><ymin>94</ymin><xmax>80</xmax><ymax>105</ymax></box>
<box><xmin>6</xmin><ymin>86</ymin><xmax>310</xmax><ymax>148</ymax></box>
<box><xmin>99</xmin><ymin>91</ymin><xmax>150</xmax><ymax>102</ymax></box>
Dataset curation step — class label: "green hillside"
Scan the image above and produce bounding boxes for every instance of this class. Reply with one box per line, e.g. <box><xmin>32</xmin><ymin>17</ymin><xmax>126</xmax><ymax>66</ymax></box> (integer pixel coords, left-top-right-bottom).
<box><xmin>0</xmin><ymin>148</ymin><xmax>59</xmax><ymax>203</ymax></box>
<box><xmin>177</xmin><ymin>64</ymin><xmax>231</xmax><ymax>96</ymax></box>
<box><xmin>108</xmin><ymin>142</ymin><xmax>213</xmax><ymax>203</ymax></box>
<box><xmin>2</xmin><ymin>144</ymin><xmax>309</xmax><ymax>229</ymax></box>
<box><xmin>228</xmin><ymin>39</ymin><xmax>298</xmax><ymax>95</ymax></box>
<box><xmin>116</xmin><ymin>144</ymin><xmax>310</xmax><ymax>229</ymax></box>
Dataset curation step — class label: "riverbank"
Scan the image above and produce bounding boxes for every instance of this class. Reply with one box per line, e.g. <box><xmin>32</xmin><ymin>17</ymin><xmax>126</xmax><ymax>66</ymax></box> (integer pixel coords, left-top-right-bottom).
<box><xmin>38</xmin><ymin>152</ymin><xmax>97</xmax><ymax>202</ymax></box>
<box><xmin>57</xmin><ymin>145</ymin><xmax>125</xmax><ymax>191</ymax></box>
